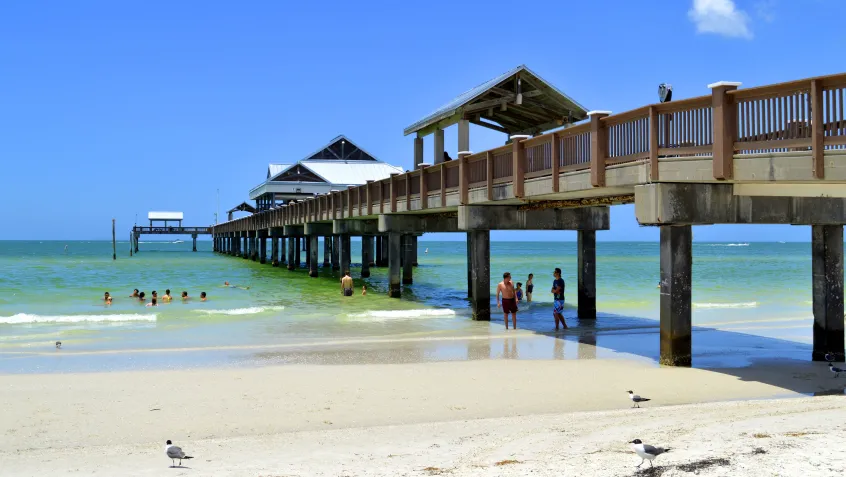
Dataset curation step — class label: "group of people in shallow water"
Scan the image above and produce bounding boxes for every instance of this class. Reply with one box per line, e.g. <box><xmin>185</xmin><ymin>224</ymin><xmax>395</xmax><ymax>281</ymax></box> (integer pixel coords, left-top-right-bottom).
<box><xmin>496</xmin><ymin>268</ymin><xmax>567</xmax><ymax>330</ymax></box>
<box><xmin>102</xmin><ymin>289</ymin><xmax>207</xmax><ymax>306</ymax></box>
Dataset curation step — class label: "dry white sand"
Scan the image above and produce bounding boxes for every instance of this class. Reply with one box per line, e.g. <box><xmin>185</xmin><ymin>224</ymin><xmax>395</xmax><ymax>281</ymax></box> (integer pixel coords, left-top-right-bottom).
<box><xmin>1</xmin><ymin>359</ymin><xmax>844</xmax><ymax>475</ymax></box>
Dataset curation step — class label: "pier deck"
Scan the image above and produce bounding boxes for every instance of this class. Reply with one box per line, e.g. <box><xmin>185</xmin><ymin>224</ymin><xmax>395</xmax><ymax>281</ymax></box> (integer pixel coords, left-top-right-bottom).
<box><xmin>211</xmin><ymin>72</ymin><xmax>846</xmax><ymax>367</ymax></box>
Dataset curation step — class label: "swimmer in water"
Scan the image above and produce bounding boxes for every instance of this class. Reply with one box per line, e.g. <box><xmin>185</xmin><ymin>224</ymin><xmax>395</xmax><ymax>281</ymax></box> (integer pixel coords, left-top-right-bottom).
<box><xmin>138</xmin><ymin>291</ymin><xmax>146</xmax><ymax>303</ymax></box>
<box><xmin>162</xmin><ymin>289</ymin><xmax>172</xmax><ymax>302</ymax></box>
<box><xmin>341</xmin><ymin>271</ymin><xmax>354</xmax><ymax>297</ymax></box>
<box><xmin>200</xmin><ymin>292</ymin><xmax>207</xmax><ymax>301</ymax></box>
<box><xmin>129</xmin><ymin>289</ymin><xmax>139</xmax><ymax>298</ymax></box>
<box><xmin>105</xmin><ymin>296</ymin><xmax>113</xmax><ymax>305</ymax></box>
<box><xmin>103</xmin><ymin>292</ymin><xmax>110</xmax><ymax>301</ymax></box>
<box><xmin>362</xmin><ymin>284</ymin><xmax>367</xmax><ymax>296</ymax></box>
<box><xmin>181</xmin><ymin>291</ymin><xmax>189</xmax><ymax>300</ymax></box>
<box><xmin>146</xmin><ymin>297</ymin><xmax>158</xmax><ymax>307</ymax></box>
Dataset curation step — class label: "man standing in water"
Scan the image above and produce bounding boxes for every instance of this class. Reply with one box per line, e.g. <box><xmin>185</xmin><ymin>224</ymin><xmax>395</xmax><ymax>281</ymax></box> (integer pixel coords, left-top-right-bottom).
<box><xmin>341</xmin><ymin>271</ymin><xmax>354</xmax><ymax>297</ymax></box>
<box><xmin>496</xmin><ymin>272</ymin><xmax>518</xmax><ymax>330</ymax></box>
<box><xmin>552</xmin><ymin>268</ymin><xmax>567</xmax><ymax>330</ymax></box>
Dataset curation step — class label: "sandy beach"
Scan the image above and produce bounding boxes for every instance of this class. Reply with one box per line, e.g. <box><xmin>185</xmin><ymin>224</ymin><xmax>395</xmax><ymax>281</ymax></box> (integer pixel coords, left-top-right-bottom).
<box><xmin>2</xmin><ymin>358</ymin><xmax>845</xmax><ymax>475</ymax></box>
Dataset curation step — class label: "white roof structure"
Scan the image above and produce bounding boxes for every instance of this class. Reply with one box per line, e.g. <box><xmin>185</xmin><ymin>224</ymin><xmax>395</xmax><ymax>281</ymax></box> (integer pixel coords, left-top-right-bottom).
<box><xmin>249</xmin><ymin>136</ymin><xmax>404</xmax><ymax>201</ymax></box>
<box><xmin>148</xmin><ymin>212</ymin><xmax>183</xmax><ymax>221</ymax></box>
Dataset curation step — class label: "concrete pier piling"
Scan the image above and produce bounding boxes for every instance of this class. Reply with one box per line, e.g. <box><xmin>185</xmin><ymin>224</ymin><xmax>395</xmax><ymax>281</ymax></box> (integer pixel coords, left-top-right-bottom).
<box><xmin>259</xmin><ymin>233</ymin><xmax>267</xmax><ymax>264</ymax></box>
<box><xmin>323</xmin><ymin>236</ymin><xmax>331</xmax><ymax>267</ymax></box>
<box><xmin>469</xmin><ymin>230</ymin><xmax>490</xmax><ymax>321</ymax></box>
<box><xmin>466</xmin><ymin>232</ymin><xmax>473</xmax><ymax>298</ymax></box>
<box><xmin>361</xmin><ymin>235</ymin><xmax>373</xmax><ymax>278</ymax></box>
<box><xmin>271</xmin><ymin>230</ymin><xmax>279</xmax><ymax>266</ymax></box>
<box><xmin>287</xmin><ymin>236</ymin><xmax>296</xmax><ymax>270</ymax></box>
<box><xmin>368</xmin><ymin>236</ymin><xmax>376</xmax><ymax>267</ymax></box>
<box><xmin>242</xmin><ymin>233</ymin><xmax>248</xmax><ymax>259</ymax></box>
<box><xmin>309</xmin><ymin>235</ymin><xmax>319</xmax><ymax>277</ymax></box>
<box><xmin>402</xmin><ymin>234</ymin><xmax>413</xmax><ymax>284</ymax></box>
<box><xmin>380</xmin><ymin>237</ymin><xmax>389</xmax><ymax>267</ymax></box>
<box><xmin>375</xmin><ymin>236</ymin><xmax>383</xmax><ymax>266</ymax></box>
<box><xmin>339</xmin><ymin>235</ymin><xmax>351</xmax><ymax>274</ymax></box>
<box><xmin>411</xmin><ymin>236</ymin><xmax>418</xmax><ymax>266</ymax></box>
<box><xmin>332</xmin><ymin>235</ymin><xmax>340</xmax><ymax>270</ymax></box>
<box><xmin>812</xmin><ymin>225</ymin><xmax>845</xmax><ymax>362</ymax></box>
<box><xmin>388</xmin><ymin>233</ymin><xmax>402</xmax><ymax>297</ymax></box>
<box><xmin>280</xmin><ymin>237</ymin><xmax>287</xmax><ymax>266</ymax></box>
<box><xmin>577</xmin><ymin>230</ymin><xmax>597</xmax><ymax>319</ymax></box>
<box><xmin>192</xmin><ymin>234</ymin><xmax>198</xmax><ymax>252</ymax></box>
<box><xmin>295</xmin><ymin>237</ymin><xmax>302</xmax><ymax>268</ymax></box>
<box><xmin>659</xmin><ymin>225</ymin><xmax>693</xmax><ymax>367</ymax></box>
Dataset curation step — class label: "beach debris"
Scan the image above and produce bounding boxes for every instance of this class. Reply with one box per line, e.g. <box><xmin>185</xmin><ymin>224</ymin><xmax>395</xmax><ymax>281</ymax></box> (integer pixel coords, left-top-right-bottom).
<box><xmin>828</xmin><ymin>363</ymin><xmax>845</xmax><ymax>378</ymax></box>
<box><xmin>629</xmin><ymin>439</ymin><xmax>669</xmax><ymax>468</ymax></box>
<box><xmin>149</xmin><ymin>408</ymin><xmax>161</xmax><ymax>412</ymax></box>
<box><xmin>493</xmin><ymin>459</ymin><xmax>521</xmax><ymax>466</ymax></box>
<box><xmin>627</xmin><ymin>390</ymin><xmax>650</xmax><ymax>408</ymax></box>
<box><xmin>165</xmin><ymin>440</ymin><xmax>194</xmax><ymax>467</ymax></box>
<box><xmin>55</xmin><ymin>341</ymin><xmax>62</xmax><ymax>349</ymax></box>
<box><xmin>676</xmin><ymin>457</ymin><xmax>730</xmax><ymax>472</ymax></box>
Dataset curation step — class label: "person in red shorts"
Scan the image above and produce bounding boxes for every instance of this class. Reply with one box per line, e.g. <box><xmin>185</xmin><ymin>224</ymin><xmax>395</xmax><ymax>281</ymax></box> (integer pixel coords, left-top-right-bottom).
<box><xmin>496</xmin><ymin>271</ymin><xmax>518</xmax><ymax>330</ymax></box>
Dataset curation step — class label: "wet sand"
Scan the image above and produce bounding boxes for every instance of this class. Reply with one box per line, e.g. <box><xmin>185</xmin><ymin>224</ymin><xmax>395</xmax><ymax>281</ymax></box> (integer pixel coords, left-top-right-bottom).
<box><xmin>2</xmin><ymin>357</ymin><xmax>844</xmax><ymax>475</ymax></box>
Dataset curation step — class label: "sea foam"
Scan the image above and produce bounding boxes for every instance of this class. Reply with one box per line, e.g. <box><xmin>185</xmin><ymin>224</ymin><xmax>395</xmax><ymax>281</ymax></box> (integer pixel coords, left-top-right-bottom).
<box><xmin>0</xmin><ymin>313</ymin><xmax>157</xmax><ymax>324</ymax></box>
<box><xmin>192</xmin><ymin>306</ymin><xmax>285</xmax><ymax>316</ymax></box>
<box><xmin>346</xmin><ymin>309</ymin><xmax>456</xmax><ymax>320</ymax></box>
<box><xmin>693</xmin><ymin>302</ymin><xmax>758</xmax><ymax>309</ymax></box>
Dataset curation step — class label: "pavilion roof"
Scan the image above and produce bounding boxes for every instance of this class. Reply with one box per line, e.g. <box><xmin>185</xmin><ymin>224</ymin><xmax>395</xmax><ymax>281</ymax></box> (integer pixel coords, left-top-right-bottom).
<box><xmin>403</xmin><ymin>65</ymin><xmax>588</xmax><ymax>137</ymax></box>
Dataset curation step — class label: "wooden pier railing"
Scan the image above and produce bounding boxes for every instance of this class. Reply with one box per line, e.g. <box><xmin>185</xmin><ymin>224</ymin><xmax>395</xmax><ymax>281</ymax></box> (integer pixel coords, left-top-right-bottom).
<box><xmin>214</xmin><ymin>72</ymin><xmax>846</xmax><ymax>233</ymax></box>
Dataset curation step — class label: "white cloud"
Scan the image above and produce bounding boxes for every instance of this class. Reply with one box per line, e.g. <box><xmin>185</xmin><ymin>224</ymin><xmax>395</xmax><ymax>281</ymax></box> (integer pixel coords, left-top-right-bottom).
<box><xmin>688</xmin><ymin>0</ymin><xmax>753</xmax><ymax>39</ymax></box>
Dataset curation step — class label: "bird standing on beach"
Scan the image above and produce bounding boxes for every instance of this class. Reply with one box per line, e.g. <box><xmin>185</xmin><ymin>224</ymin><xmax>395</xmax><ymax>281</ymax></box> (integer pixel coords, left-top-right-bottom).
<box><xmin>828</xmin><ymin>363</ymin><xmax>845</xmax><ymax>378</ymax></box>
<box><xmin>627</xmin><ymin>390</ymin><xmax>650</xmax><ymax>408</ymax></box>
<box><xmin>165</xmin><ymin>440</ymin><xmax>193</xmax><ymax>467</ymax></box>
<box><xmin>629</xmin><ymin>439</ymin><xmax>669</xmax><ymax>468</ymax></box>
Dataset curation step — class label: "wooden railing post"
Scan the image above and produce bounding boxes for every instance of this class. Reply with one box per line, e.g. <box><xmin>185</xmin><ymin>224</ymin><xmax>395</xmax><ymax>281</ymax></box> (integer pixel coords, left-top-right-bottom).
<box><xmin>346</xmin><ymin>189</ymin><xmax>352</xmax><ymax>218</ymax></box>
<box><xmin>390</xmin><ymin>173</ymin><xmax>398</xmax><ymax>213</ymax></box>
<box><xmin>458</xmin><ymin>151</ymin><xmax>472</xmax><ymax>204</ymax></box>
<box><xmin>379</xmin><ymin>180</ymin><xmax>385</xmax><ymax>214</ymax></box>
<box><xmin>511</xmin><ymin>135</ymin><xmax>530</xmax><ymax>198</ymax></box>
<box><xmin>550</xmin><ymin>134</ymin><xmax>560</xmax><ymax>192</ymax></box>
<box><xmin>440</xmin><ymin>165</ymin><xmax>447</xmax><ymax>207</ymax></box>
<box><xmin>405</xmin><ymin>174</ymin><xmax>411</xmax><ymax>211</ymax></box>
<box><xmin>486</xmin><ymin>152</ymin><xmax>493</xmax><ymax>200</ymax></box>
<box><xmin>649</xmin><ymin>106</ymin><xmax>659</xmax><ymax>181</ymax></box>
<box><xmin>811</xmin><ymin>79</ymin><xmax>825</xmax><ymax>179</ymax></box>
<box><xmin>709</xmin><ymin>81</ymin><xmax>741</xmax><ymax>180</ymax></box>
<box><xmin>419</xmin><ymin>163</ymin><xmax>430</xmax><ymax>209</ymax></box>
<box><xmin>366</xmin><ymin>180</ymin><xmax>374</xmax><ymax>216</ymax></box>
<box><xmin>588</xmin><ymin>111</ymin><xmax>610</xmax><ymax>187</ymax></box>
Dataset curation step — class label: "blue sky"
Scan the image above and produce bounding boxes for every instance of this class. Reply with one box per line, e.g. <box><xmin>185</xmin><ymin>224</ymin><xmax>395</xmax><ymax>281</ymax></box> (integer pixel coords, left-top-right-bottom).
<box><xmin>0</xmin><ymin>0</ymin><xmax>843</xmax><ymax>241</ymax></box>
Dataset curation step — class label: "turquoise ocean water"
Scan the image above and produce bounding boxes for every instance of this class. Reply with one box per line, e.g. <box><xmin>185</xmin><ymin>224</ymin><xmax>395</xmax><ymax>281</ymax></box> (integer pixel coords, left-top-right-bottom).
<box><xmin>0</xmin><ymin>240</ymin><xmax>829</xmax><ymax>373</ymax></box>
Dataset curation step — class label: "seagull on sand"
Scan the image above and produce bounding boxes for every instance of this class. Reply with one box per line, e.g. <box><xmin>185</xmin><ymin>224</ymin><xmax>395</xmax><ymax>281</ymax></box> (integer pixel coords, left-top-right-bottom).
<box><xmin>165</xmin><ymin>440</ymin><xmax>193</xmax><ymax>467</ymax></box>
<box><xmin>829</xmin><ymin>363</ymin><xmax>846</xmax><ymax>378</ymax></box>
<box><xmin>629</xmin><ymin>439</ymin><xmax>670</xmax><ymax>468</ymax></box>
<box><xmin>627</xmin><ymin>390</ymin><xmax>650</xmax><ymax>408</ymax></box>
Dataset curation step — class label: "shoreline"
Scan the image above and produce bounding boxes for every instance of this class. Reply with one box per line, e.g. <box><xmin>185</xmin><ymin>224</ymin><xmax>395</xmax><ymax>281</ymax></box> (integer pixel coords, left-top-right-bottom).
<box><xmin>1</xmin><ymin>360</ymin><xmax>844</xmax><ymax>475</ymax></box>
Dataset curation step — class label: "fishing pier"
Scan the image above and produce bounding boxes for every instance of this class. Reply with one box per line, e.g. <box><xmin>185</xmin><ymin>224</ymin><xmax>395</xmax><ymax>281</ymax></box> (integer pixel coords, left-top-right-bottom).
<box><xmin>131</xmin><ymin>212</ymin><xmax>210</xmax><ymax>252</ymax></box>
<box><xmin>211</xmin><ymin>67</ymin><xmax>846</xmax><ymax>367</ymax></box>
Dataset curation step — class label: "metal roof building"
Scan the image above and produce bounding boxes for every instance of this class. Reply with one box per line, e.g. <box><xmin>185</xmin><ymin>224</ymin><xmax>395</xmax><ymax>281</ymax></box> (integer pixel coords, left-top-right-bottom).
<box><xmin>248</xmin><ymin>135</ymin><xmax>404</xmax><ymax>211</ymax></box>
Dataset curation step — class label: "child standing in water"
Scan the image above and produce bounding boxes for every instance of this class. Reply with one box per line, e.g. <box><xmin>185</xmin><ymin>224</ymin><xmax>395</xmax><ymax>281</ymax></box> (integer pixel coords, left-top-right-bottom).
<box><xmin>526</xmin><ymin>274</ymin><xmax>534</xmax><ymax>302</ymax></box>
<box><xmin>515</xmin><ymin>282</ymin><xmax>524</xmax><ymax>302</ymax></box>
<box><xmin>362</xmin><ymin>285</ymin><xmax>367</xmax><ymax>296</ymax></box>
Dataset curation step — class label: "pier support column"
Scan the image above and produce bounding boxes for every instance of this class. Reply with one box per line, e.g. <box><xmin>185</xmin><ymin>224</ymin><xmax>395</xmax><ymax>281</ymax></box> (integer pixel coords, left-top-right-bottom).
<box><xmin>361</xmin><ymin>235</ymin><xmax>373</xmax><ymax>278</ymax></box>
<box><xmin>305</xmin><ymin>237</ymin><xmax>311</xmax><ymax>269</ymax></box>
<box><xmin>577</xmin><ymin>230</ymin><xmax>597</xmax><ymax>319</ymax></box>
<box><xmin>812</xmin><ymin>225</ymin><xmax>845</xmax><ymax>362</ymax></box>
<box><xmin>331</xmin><ymin>235</ymin><xmax>340</xmax><ymax>270</ymax></box>
<box><xmin>412</xmin><ymin>235</ymin><xmax>419</xmax><ymax>266</ymax></box>
<box><xmin>323</xmin><ymin>237</ymin><xmax>331</xmax><ymax>267</ymax></box>
<box><xmin>259</xmin><ymin>234</ymin><xmax>267</xmax><ymax>264</ymax></box>
<box><xmin>134</xmin><ymin>233</ymin><xmax>139</xmax><ymax>253</ymax></box>
<box><xmin>271</xmin><ymin>233</ymin><xmax>279</xmax><ymax>266</ymax></box>
<box><xmin>469</xmin><ymin>230</ymin><xmax>490</xmax><ymax>321</ymax></box>
<box><xmin>242</xmin><ymin>233</ymin><xmax>248</xmax><ymax>259</ymax></box>
<box><xmin>295</xmin><ymin>238</ymin><xmax>302</xmax><ymax>268</ymax></box>
<box><xmin>192</xmin><ymin>234</ymin><xmax>198</xmax><ymax>252</ymax></box>
<box><xmin>659</xmin><ymin>225</ymin><xmax>693</xmax><ymax>367</ymax></box>
<box><xmin>309</xmin><ymin>235</ymin><xmax>319</xmax><ymax>278</ymax></box>
<box><xmin>388</xmin><ymin>233</ymin><xmax>402</xmax><ymax>297</ymax></box>
<box><xmin>287</xmin><ymin>237</ymin><xmax>297</xmax><ymax>270</ymax></box>
<box><xmin>339</xmin><ymin>235</ymin><xmax>351</xmax><ymax>274</ymax></box>
<box><xmin>466</xmin><ymin>232</ymin><xmax>473</xmax><ymax>298</ymax></box>
<box><xmin>251</xmin><ymin>233</ymin><xmax>258</xmax><ymax>261</ymax></box>
<box><xmin>375</xmin><ymin>236</ymin><xmax>383</xmax><ymax>266</ymax></box>
<box><xmin>402</xmin><ymin>234</ymin><xmax>413</xmax><ymax>284</ymax></box>
<box><xmin>380</xmin><ymin>236</ymin><xmax>389</xmax><ymax>267</ymax></box>
<box><xmin>280</xmin><ymin>237</ymin><xmax>287</xmax><ymax>266</ymax></box>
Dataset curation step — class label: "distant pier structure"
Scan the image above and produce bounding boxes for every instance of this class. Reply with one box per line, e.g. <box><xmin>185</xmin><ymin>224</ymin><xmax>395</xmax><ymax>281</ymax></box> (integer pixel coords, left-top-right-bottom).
<box><xmin>131</xmin><ymin>212</ymin><xmax>210</xmax><ymax>252</ymax></box>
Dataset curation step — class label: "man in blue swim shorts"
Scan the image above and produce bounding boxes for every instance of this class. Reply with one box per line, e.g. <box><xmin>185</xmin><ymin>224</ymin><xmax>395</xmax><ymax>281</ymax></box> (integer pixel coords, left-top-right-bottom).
<box><xmin>551</xmin><ymin>268</ymin><xmax>567</xmax><ymax>330</ymax></box>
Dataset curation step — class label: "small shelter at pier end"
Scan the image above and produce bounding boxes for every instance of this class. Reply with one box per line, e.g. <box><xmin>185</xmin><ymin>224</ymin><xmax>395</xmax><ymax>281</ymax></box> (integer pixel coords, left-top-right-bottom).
<box><xmin>404</xmin><ymin>64</ymin><xmax>589</xmax><ymax>167</ymax></box>
<box><xmin>226</xmin><ymin>202</ymin><xmax>256</xmax><ymax>221</ymax></box>
<box><xmin>248</xmin><ymin>135</ymin><xmax>404</xmax><ymax>211</ymax></box>
<box><xmin>148</xmin><ymin>211</ymin><xmax>183</xmax><ymax>227</ymax></box>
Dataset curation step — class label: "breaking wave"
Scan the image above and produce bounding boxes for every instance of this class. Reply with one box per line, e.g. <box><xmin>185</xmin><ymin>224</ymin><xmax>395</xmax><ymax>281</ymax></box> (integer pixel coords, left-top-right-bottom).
<box><xmin>192</xmin><ymin>306</ymin><xmax>285</xmax><ymax>316</ymax></box>
<box><xmin>346</xmin><ymin>309</ymin><xmax>457</xmax><ymax>320</ymax></box>
<box><xmin>693</xmin><ymin>302</ymin><xmax>758</xmax><ymax>309</ymax></box>
<box><xmin>0</xmin><ymin>313</ymin><xmax>157</xmax><ymax>324</ymax></box>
